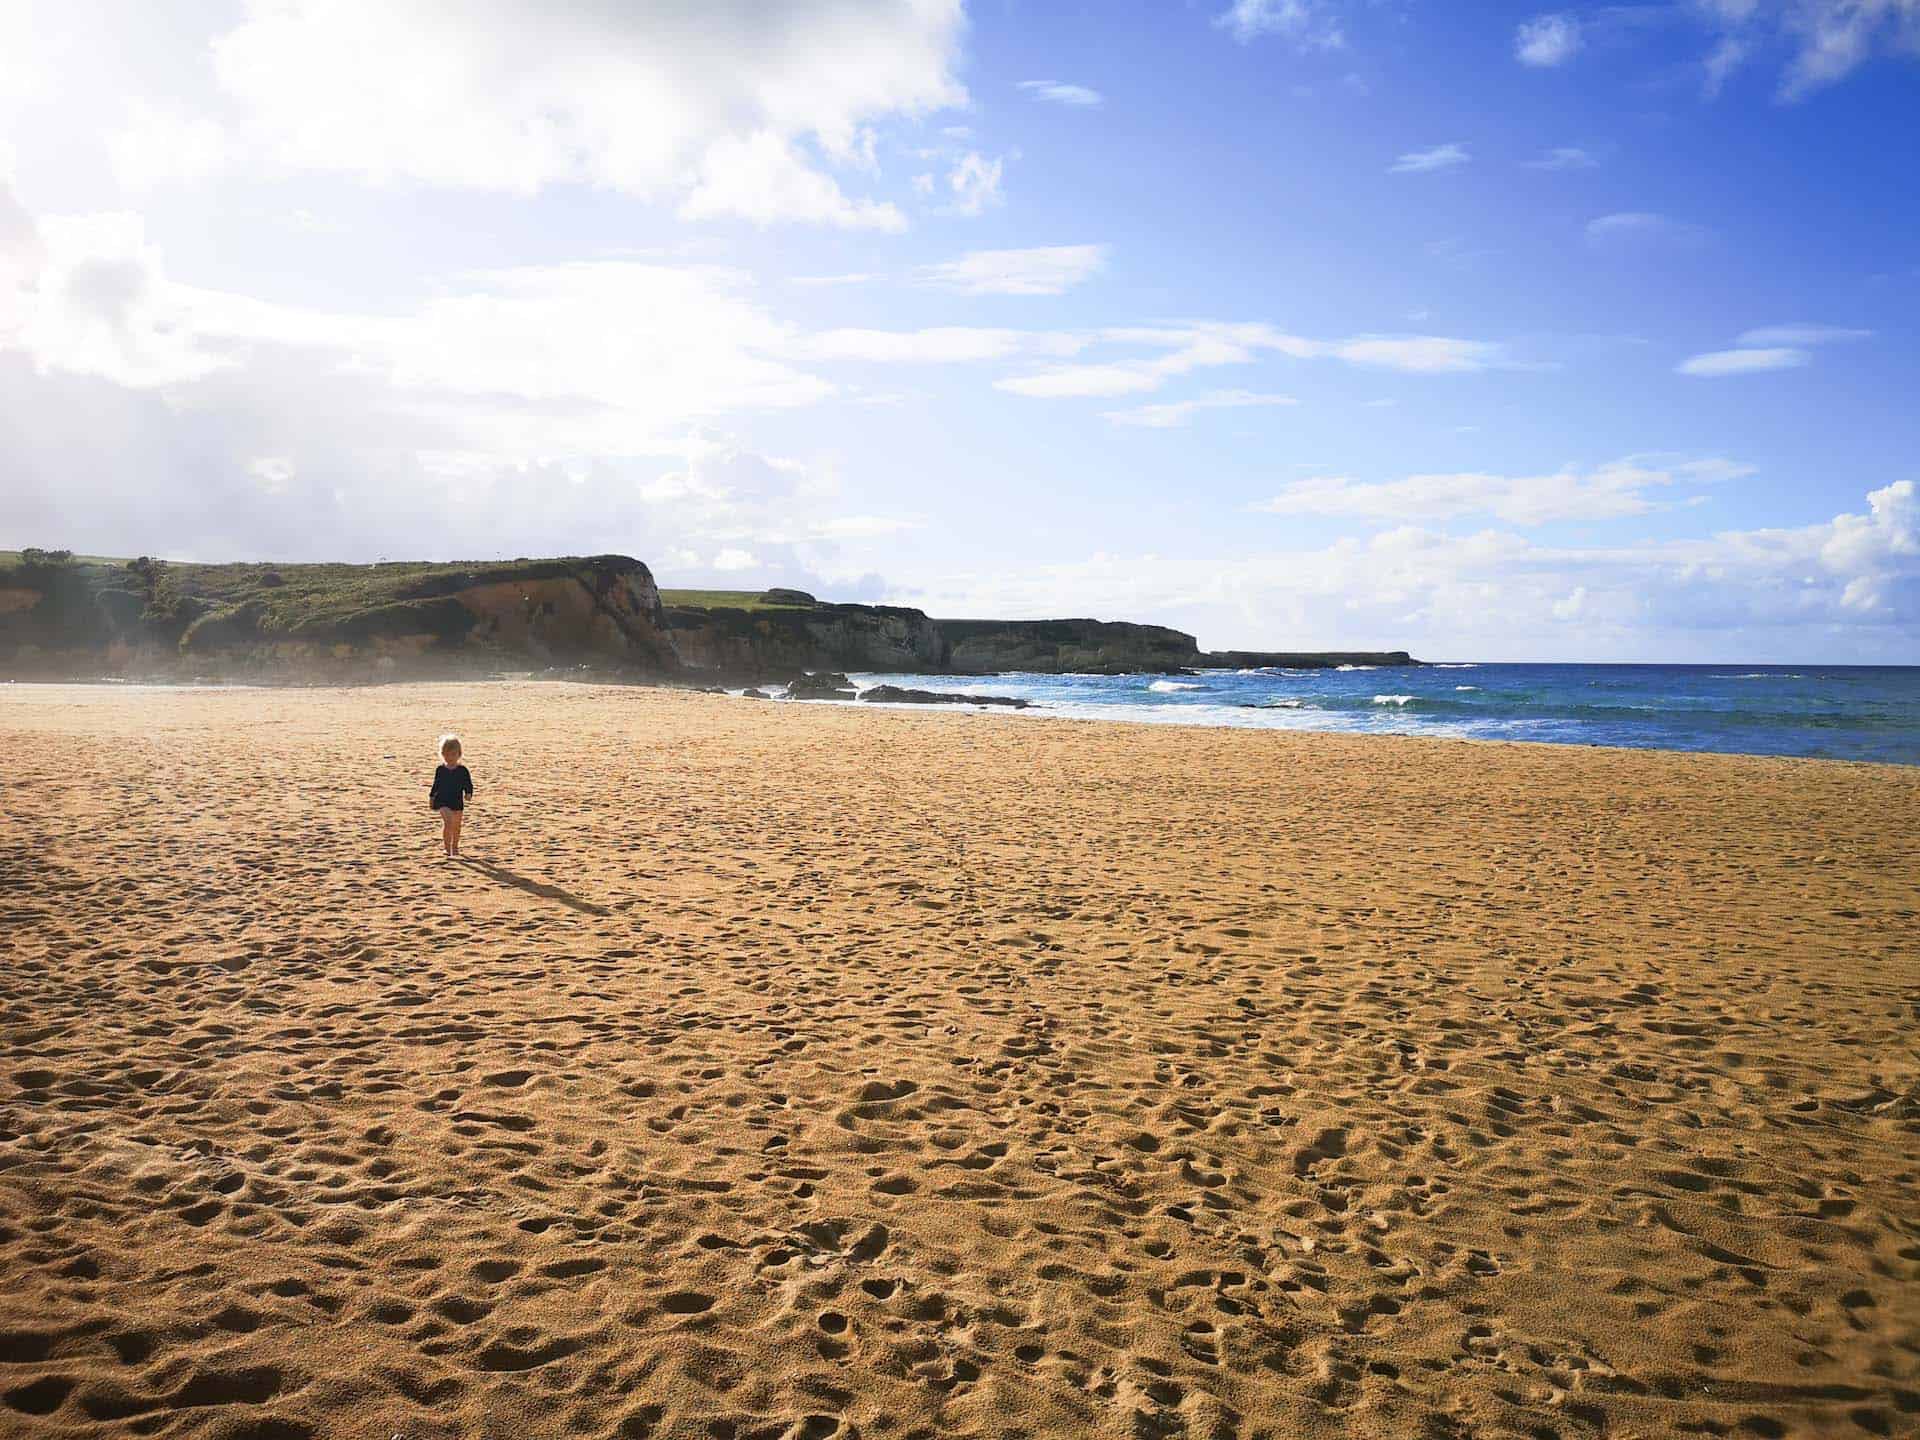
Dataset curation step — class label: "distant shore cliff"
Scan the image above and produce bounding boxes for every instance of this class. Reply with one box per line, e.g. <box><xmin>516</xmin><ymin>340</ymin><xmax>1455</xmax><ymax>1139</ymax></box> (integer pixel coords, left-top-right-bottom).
<box><xmin>0</xmin><ymin>552</ymin><xmax>1419</xmax><ymax>681</ymax></box>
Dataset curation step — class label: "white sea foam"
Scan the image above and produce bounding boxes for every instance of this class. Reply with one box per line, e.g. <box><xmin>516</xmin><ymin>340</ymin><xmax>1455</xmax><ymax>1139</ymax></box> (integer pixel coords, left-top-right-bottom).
<box><xmin>1433</xmin><ymin>663</ymin><xmax>1479</xmax><ymax>669</ymax></box>
<box><xmin>1336</xmin><ymin>664</ymin><xmax>1378</xmax><ymax>671</ymax></box>
<box><xmin>1454</xmin><ymin>685</ymin><xmax>1479</xmax><ymax>691</ymax></box>
<box><xmin>1721</xmin><ymin>672</ymin><xmax>1802</xmax><ymax>680</ymax></box>
<box><xmin>1149</xmin><ymin>680</ymin><xmax>1204</xmax><ymax>692</ymax></box>
<box><xmin>1373</xmin><ymin>694</ymin><xmax>1416</xmax><ymax>706</ymax></box>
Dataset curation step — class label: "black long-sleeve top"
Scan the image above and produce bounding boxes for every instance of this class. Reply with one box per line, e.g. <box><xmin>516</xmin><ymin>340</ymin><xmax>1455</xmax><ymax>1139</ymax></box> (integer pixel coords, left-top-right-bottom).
<box><xmin>429</xmin><ymin>764</ymin><xmax>474</xmax><ymax>811</ymax></box>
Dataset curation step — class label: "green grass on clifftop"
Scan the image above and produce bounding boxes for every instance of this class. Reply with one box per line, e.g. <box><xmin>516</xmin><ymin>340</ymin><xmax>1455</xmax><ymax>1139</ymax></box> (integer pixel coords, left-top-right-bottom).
<box><xmin>658</xmin><ymin>589</ymin><xmax>815</xmax><ymax>613</ymax></box>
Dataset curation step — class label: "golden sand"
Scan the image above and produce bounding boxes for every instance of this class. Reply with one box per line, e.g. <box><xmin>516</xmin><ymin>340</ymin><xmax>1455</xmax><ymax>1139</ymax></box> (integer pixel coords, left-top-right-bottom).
<box><xmin>1</xmin><ymin>682</ymin><xmax>1916</xmax><ymax>1440</ymax></box>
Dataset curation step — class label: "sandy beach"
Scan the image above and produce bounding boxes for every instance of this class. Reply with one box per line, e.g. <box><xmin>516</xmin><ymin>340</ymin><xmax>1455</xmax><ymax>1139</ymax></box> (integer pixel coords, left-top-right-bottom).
<box><xmin>1</xmin><ymin>681</ymin><xmax>1915</xmax><ymax>1440</ymax></box>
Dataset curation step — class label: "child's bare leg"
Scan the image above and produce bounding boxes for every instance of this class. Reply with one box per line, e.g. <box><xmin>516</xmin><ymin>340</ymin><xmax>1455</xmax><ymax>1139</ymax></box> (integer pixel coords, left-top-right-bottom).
<box><xmin>448</xmin><ymin>809</ymin><xmax>463</xmax><ymax>857</ymax></box>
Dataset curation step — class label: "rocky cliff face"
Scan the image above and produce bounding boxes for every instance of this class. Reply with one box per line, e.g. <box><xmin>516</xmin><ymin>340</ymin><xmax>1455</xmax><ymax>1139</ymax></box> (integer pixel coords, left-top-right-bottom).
<box><xmin>939</xmin><ymin>617</ymin><xmax>1201</xmax><ymax>675</ymax></box>
<box><xmin>0</xmin><ymin>553</ymin><xmax>680</xmax><ymax>679</ymax></box>
<box><xmin>663</xmin><ymin>600</ymin><xmax>946</xmax><ymax>680</ymax></box>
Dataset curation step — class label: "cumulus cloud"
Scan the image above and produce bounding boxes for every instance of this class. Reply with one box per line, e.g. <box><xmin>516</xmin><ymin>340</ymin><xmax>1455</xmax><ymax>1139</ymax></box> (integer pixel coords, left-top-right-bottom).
<box><xmin>678</xmin><ymin>131</ymin><xmax>906</xmax><ymax>231</ymax></box>
<box><xmin>917</xmin><ymin>245</ymin><xmax>1108</xmax><ymax>296</ymax></box>
<box><xmin>1102</xmin><ymin>390</ymin><xmax>1297</xmax><ymax>428</ymax></box>
<box><xmin>1215</xmin><ymin>0</ymin><xmax>1346</xmax><ymax>49</ymax></box>
<box><xmin>1018</xmin><ymin>80</ymin><xmax>1103</xmax><ymax>107</ymax></box>
<box><xmin>1515</xmin><ymin>14</ymin><xmax>1583</xmax><ymax>66</ymax></box>
<box><xmin>946</xmin><ymin>152</ymin><xmax>1006</xmax><ymax>216</ymax></box>
<box><xmin>1252</xmin><ymin>456</ymin><xmax>1751</xmax><ymax>526</ymax></box>
<box><xmin>96</xmin><ymin>0</ymin><xmax>967</xmax><ymax>228</ymax></box>
<box><xmin>0</xmin><ymin>183</ymin><xmax>834</xmax><ymax>460</ymax></box>
<box><xmin>5</xmin><ymin>208</ymin><xmax>231</xmax><ymax>389</ymax></box>
<box><xmin>1389</xmin><ymin>143</ymin><xmax>1471</xmax><ymax>174</ymax></box>
<box><xmin>1677</xmin><ymin>347</ymin><xmax>1810</xmax><ymax>376</ymax></box>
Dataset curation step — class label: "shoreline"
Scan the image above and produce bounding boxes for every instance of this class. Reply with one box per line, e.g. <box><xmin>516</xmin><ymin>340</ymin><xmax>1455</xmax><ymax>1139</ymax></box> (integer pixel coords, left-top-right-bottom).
<box><xmin>7</xmin><ymin>674</ymin><xmax>1915</xmax><ymax>770</ymax></box>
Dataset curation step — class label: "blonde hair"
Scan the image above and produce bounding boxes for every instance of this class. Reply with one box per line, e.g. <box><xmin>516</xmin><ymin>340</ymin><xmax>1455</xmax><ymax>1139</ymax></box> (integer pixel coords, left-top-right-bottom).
<box><xmin>438</xmin><ymin>732</ymin><xmax>462</xmax><ymax>760</ymax></box>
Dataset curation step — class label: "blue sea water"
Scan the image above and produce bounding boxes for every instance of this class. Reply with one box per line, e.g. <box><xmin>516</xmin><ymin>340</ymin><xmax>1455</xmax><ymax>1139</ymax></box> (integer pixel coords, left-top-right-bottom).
<box><xmin>846</xmin><ymin>663</ymin><xmax>1920</xmax><ymax>765</ymax></box>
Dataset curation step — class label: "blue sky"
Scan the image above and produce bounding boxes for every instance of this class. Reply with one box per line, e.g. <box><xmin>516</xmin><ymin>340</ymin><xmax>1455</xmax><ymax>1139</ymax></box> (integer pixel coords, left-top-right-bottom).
<box><xmin>1</xmin><ymin>1</ymin><xmax>1915</xmax><ymax>661</ymax></box>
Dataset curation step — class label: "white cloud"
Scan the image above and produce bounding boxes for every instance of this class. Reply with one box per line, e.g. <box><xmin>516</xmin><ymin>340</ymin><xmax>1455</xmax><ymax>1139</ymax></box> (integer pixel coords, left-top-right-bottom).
<box><xmin>108</xmin><ymin>101</ymin><xmax>233</xmax><ymax>189</ymax></box>
<box><xmin>918</xmin><ymin>245</ymin><xmax>1108</xmax><ymax>296</ymax></box>
<box><xmin>1586</xmin><ymin>212</ymin><xmax>1710</xmax><ymax>246</ymax></box>
<box><xmin>1000</xmin><ymin>323</ymin><xmax>1303</xmax><ymax>397</ymax></box>
<box><xmin>801</xmin><ymin>327</ymin><xmax>1075</xmax><ymax>364</ymax></box>
<box><xmin>7</xmin><ymin>210</ymin><xmax>232</xmax><ymax>389</ymax></box>
<box><xmin>1330</xmin><ymin>336</ymin><xmax>1509</xmax><ymax>373</ymax></box>
<box><xmin>0</xmin><ymin>185</ymin><xmax>833</xmax><ymax>455</ymax></box>
<box><xmin>1252</xmin><ymin>456</ymin><xmax>1750</xmax><ymax>526</ymax></box>
<box><xmin>679</xmin><ymin>131</ymin><xmax>906</xmax><ymax>232</ymax></box>
<box><xmin>809</xmin><ymin>514</ymin><xmax>924</xmax><ymax>539</ymax></box>
<box><xmin>109</xmin><ymin>1</ymin><xmax>968</xmax><ymax>228</ymax></box>
<box><xmin>996</xmin><ymin>323</ymin><xmax>1515</xmax><ymax>398</ymax></box>
<box><xmin>1389</xmin><ymin>143</ymin><xmax>1471</xmax><ymax>174</ymax></box>
<box><xmin>711</xmin><ymin>547</ymin><xmax>758</xmax><ymax>572</ymax></box>
<box><xmin>998</xmin><ymin>364</ymin><xmax>1164</xmax><ymax>399</ymax></box>
<box><xmin>1524</xmin><ymin>146</ymin><xmax>1598</xmax><ymax>170</ymax></box>
<box><xmin>1658</xmin><ymin>324</ymin><xmax>1856</xmax><ymax>381</ymax></box>
<box><xmin>1103</xmin><ymin>389</ymin><xmax>1297</xmax><ymax>428</ymax></box>
<box><xmin>1515</xmin><ymin>14</ymin><xmax>1583</xmax><ymax>66</ymax></box>
<box><xmin>1018</xmin><ymin>80</ymin><xmax>1103</xmax><ymax>107</ymax></box>
<box><xmin>947</xmin><ymin>152</ymin><xmax>1005</xmax><ymax>216</ymax></box>
<box><xmin>1735</xmin><ymin>323</ymin><xmax>1872</xmax><ymax>346</ymax></box>
<box><xmin>1215</xmin><ymin>0</ymin><xmax>1346</xmax><ymax>50</ymax></box>
<box><xmin>1677</xmin><ymin>347</ymin><xmax>1810</xmax><ymax>376</ymax></box>
<box><xmin>1702</xmin><ymin>36</ymin><xmax>1749</xmax><ymax>96</ymax></box>
<box><xmin>247</xmin><ymin>455</ymin><xmax>296</xmax><ymax>494</ymax></box>
<box><xmin>1692</xmin><ymin>0</ymin><xmax>1920</xmax><ymax>99</ymax></box>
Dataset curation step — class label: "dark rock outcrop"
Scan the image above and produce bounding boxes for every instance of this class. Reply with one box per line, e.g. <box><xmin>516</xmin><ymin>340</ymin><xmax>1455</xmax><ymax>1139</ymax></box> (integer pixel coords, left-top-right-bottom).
<box><xmin>858</xmin><ymin>684</ymin><xmax>1030</xmax><ymax>709</ymax></box>
<box><xmin>1202</xmin><ymin>649</ymin><xmax>1418</xmax><ymax>669</ymax></box>
<box><xmin>785</xmin><ymin>671</ymin><xmax>857</xmax><ymax>700</ymax></box>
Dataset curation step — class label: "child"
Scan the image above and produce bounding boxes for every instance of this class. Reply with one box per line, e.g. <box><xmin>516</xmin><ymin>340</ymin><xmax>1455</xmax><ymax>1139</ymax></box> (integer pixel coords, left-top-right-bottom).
<box><xmin>428</xmin><ymin>732</ymin><xmax>474</xmax><ymax>859</ymax></box>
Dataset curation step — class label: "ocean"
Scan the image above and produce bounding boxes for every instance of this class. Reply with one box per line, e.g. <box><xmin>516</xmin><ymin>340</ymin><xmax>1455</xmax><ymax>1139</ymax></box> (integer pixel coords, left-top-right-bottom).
<box><xmin>846</xmin><ymin>663</ymin><xmax>1920</xmax><ymax>765</ymax></box>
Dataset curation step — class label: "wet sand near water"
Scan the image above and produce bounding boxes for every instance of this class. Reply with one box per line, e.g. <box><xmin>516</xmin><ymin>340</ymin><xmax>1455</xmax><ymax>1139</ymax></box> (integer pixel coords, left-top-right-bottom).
<box><xmin>1</xmin><ymin>682</ymin><xmax>1916</xmax><ymax>1439</ymax></box>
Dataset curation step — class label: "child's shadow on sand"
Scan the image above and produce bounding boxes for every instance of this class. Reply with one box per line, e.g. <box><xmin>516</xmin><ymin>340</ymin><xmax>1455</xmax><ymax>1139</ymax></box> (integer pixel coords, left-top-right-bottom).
<box><xmin>464</xmin><ymin>858</ymin><xmax>608</xmax><ymax>916</ymax></box>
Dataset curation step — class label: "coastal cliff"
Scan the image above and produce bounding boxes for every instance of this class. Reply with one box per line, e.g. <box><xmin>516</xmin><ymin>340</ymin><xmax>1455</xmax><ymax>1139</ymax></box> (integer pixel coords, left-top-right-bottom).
<box><xmin>0</xmin><ymin>554</ymin><xmax>1419</xmax><ymax>681</ymax></box>
<box><xmin>660</xmin><ymin>590</ymin><xmax>945</xmax><ymax>680</ymax></box>
<box><xmin>0</xmin><ymin>551</ymin><xmax>679</xmax><ymax>679</ymax></box>
<box><xmin>939</xmin><ymin>616</ymin><xmax>1199</xmax><ymax>675</ymax></box>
